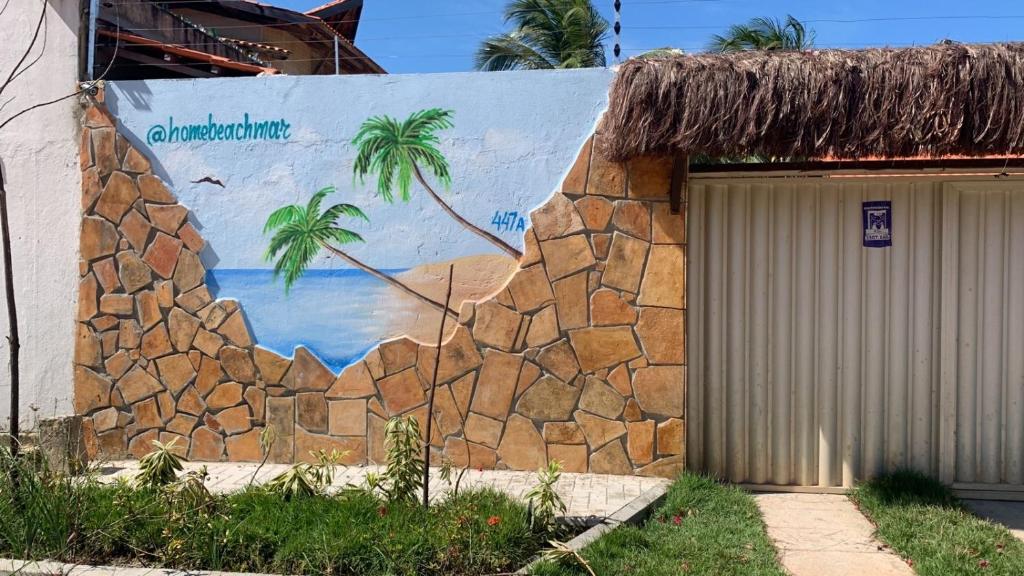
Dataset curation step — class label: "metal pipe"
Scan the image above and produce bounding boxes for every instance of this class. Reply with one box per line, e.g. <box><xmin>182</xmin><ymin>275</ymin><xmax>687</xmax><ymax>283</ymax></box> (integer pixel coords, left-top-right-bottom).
<box><xmin>334</xmin><ymin>35</ymin><xmax>339</xmax><ymax>74</ymax></box>
<box><xmin>87</xmin><ymin>0</ymin><xmax>99</xmax><ymax>80</ymax></box>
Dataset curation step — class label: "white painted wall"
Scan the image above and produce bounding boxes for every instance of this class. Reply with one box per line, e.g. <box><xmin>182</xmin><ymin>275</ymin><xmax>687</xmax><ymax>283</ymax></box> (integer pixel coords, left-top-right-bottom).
<box><xmin>0</xmin><ymin>0</ymin><xmax>81</xmax><ymax>428</ymax></box>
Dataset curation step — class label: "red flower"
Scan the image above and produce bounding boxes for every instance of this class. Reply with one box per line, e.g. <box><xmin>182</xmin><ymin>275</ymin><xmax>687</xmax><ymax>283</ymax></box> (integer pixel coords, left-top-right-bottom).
<box><xmin>487</xmin><ymin>515</ymin><xmax>502</xmax><ymax>526</ymax></box>
<box><xmin>673</xmin><ymin>515</ymin><xmax>682</xmax><ymax>525</ymax></box>
<box><xmin>979</xmin><ymin>559</ymin><xmax>990</xmax><ymax>568</ymax></box>
<box><xmin>377</xmin><ymin>506</ymin><xmax>388</xmax><ymax>517</ymax></box>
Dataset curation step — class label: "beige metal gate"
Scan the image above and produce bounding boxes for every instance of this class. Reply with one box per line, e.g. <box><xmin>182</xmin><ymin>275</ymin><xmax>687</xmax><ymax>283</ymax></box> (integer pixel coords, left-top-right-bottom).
<box><xmin>686</xmin><ymin>173</ymin><xmax>1024</xmax><ymax>489</ymax></box>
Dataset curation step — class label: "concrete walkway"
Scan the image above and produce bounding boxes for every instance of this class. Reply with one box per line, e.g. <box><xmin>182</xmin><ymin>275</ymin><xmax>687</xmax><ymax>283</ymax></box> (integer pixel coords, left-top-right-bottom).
<box><xmin>965</xmin><ymin>499</ymin><xmax>1024</xmax><ymax>542</ymax></box>
<box><xmin>95</xmin><ymin>461</ymin><xmax>669</xmax><ymax>520</ymax></box>
<box><xmin>754</xmin><ymin>493</ymin><xmax>914</xmax><ymax>576</ymax></box>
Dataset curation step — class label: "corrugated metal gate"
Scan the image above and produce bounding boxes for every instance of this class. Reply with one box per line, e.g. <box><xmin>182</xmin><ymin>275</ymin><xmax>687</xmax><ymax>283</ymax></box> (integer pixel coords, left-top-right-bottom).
<box><xmin>686</xmin><ymin>173</ymin><xmax>1024</xmax><ymax>490</ymax></box>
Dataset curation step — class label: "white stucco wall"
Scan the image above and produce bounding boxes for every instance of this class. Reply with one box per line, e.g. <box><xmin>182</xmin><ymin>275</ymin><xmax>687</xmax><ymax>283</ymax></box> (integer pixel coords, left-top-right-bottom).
<box><xmin>0</xmin><ymin>0</ymin><xmax>81</xmax><ymax>428</ymax></box>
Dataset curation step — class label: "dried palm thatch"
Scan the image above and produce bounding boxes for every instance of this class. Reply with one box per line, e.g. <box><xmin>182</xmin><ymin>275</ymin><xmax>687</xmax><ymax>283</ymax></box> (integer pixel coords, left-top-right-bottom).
<box><xmin>601</xmin><ymin>42</ymin><xmax>1024</xmax><ymax>161</ymax></box>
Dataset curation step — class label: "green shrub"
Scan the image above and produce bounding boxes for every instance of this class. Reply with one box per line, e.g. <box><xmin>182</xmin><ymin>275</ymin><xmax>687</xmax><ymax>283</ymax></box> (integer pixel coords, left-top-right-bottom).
<box><xmin>524</xmin><ymin>460</ymin><xmax>566</xmax><ymax>533</ymax></box>
<box><xmin>0</xmin><ymin>451</ymin><xmax>542</xmax><ymax>576</ymax></box>
<box><xmin>380</xmin><ymin>415</ymin><xmax>424</xmax><ymax>503</ymax></box>
<box><xmin>133</xmin><ymin>438</ymin><xmax>184</xmax><ymax>489</ymax></box>
<box><xmin>264</xmin><ymin>448</ymin><xmax>346</xmax><ymax>499</ymax></box>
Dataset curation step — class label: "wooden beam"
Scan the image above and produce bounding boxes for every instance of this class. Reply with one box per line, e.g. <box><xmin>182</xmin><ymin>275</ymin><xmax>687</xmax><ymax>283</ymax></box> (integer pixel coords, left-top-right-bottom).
<box><xmin>117</xmin><ymin>49</ymin><xmax>216</xmax><ymax>78</ymax></box>
<box><xmin>669</xmin><ymin>152</ymin><xmax>688</xmax><ymax>214</ymax></box>
<box><xmin>689</xmin><ymin>157</ymin><xmax>1024</xmax><ymax>174</ymax></box>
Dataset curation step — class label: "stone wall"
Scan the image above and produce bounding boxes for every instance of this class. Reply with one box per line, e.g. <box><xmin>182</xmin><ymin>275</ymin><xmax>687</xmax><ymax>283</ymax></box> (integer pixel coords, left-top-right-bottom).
<box><xmin>75</xmin><ymin>94</ymin><xmax>687</xmax><ymax>476</ymax></box>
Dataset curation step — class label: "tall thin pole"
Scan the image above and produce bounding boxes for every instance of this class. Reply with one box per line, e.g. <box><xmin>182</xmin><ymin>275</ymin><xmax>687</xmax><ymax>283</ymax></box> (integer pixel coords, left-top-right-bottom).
<box><xmin>333</xmin><ymin>35</ymin><xmax>340</xmax><ymax>74</ymax></box>
<box><xmin>422</xmin><ymin>264</ymin><xmax>454</xmax><ymax>507</ymax></box>
<box><xmin>613</xmin><ymin>0</ymin><xmax>622</xmax><ymax>63</ymax></box>
<box><xmin>0</xmin><ymin>163</ymin><xmax>20</xmax><ymax>458</ymax></box>
<box><xmin>87</xmin><ymin>0</ymin><xmax>99</xmax><ymax>80</ymax></box>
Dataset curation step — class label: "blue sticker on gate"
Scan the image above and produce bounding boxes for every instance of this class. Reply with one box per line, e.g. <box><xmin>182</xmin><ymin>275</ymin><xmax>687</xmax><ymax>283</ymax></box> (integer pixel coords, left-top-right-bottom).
<box><xmin>862</xmin><ymin>201</ymin><xmax>892</xmax><ymax>248</ymax></box>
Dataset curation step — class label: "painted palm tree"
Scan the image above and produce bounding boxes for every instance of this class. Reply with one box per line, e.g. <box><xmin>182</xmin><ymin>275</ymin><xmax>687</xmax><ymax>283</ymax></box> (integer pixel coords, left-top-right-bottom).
<box><xmin>353</xmin><ymin>108</ymin><xmax>523</xmax><ymax>259</ymax></box>
<box><xmin>475</xmin><ymin>0</ymin><xmax>608</xmax><ymax>71</ymax></box>
<box><xmin>708</xmin><ymin>15</ymin><xmax>814</xmax><ymax>52</ymax></box>
<box><xmin>264</xmin><ymin>185</ymin><xmax>456</xmax><ymax>317</ymax></box>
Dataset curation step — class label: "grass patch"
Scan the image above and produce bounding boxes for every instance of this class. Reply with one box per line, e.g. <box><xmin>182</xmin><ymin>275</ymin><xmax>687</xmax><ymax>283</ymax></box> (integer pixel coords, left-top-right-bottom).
<box><xmin>851</xmin><ymin>470</ymin><xmax>1024</xmax><ymax>575</ymax></box>
<box><xmin>531</xmin><ymin>473</ymin><xmax>786</xmax><ymax>576</ymax></box>
<box><xmin>0</xmin><ymin>467</ymin><xmax>545</xmax><ymax>575</ymax></box>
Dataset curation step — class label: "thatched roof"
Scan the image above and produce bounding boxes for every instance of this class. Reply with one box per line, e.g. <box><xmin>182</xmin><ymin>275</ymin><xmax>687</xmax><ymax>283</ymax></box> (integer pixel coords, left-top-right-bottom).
<box><xmin>601</xmin><ymin>42</ymin><xmax>1024</xmax><ymax>161</ymax></box>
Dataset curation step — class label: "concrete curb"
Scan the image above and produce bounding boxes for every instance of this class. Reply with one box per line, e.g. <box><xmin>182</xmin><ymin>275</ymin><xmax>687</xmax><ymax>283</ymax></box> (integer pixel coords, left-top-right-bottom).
<box><xmin>516</xmin><ymin>482</ymin><xmax>670</xmax><ymax>574</ymax></box>
<box><xmin>0</xmin><ymin>559</ymin><xmax>274</xmax><ymax>576</ymax></box>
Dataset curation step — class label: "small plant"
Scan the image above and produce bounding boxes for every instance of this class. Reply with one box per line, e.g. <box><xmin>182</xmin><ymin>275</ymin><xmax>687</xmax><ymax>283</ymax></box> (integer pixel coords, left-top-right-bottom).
<box><xmin>168</xmin><ymin>465</ymin><xmax>212</xmax><ymax>507</ymax></box>
<box><xmin>265</xmin><ymin>465</ymin><xmax>315</xmax><ymax>500</ymax></box>
<box><xmin>439</xmin><ymin>456</ymin><xmax>454</xmax><ymax>486</ymax></box>
<box><xmin>134</xmin><ymin>438</ymin><xmax>184</xmax><ymax>489</ymax></box>
<box><xmin>265</xmin><ymin>449</ymin><xmax>346</xmax><ymax>500</ymax></box>
<box><xmin>542</xmin><ymin>540</ymin><xmax>597</xmax><ymax>576</ymax></box>
<box><xmin>247</xmin><ymin>425</ymin><xmax>277</xmax><ymax>487</ymax></box>
<box><xmin>380</xmin><ymin>415</ymin><xmax>424</xmax><ymax>503</ymax></box>
<box><xmin>525</xmin><ymin>460</ymin><xmax>566</xmax><ymax>532</ymax></box>
<box><xmin>162</xmin><ymin>465</ymin><xmax>218</xmax><ymax>566</ymax></box>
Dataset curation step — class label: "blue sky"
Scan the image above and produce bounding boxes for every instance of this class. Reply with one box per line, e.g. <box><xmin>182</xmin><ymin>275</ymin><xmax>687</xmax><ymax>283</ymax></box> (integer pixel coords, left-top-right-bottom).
<box><xmin>276</xmin><ymin>0</ymin><xmax>1024</xmax><ymax>74</ymax></box>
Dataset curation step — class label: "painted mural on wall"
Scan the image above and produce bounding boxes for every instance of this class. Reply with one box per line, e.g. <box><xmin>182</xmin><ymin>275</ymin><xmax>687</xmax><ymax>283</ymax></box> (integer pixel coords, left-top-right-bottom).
<box><xmin>107</xmin><ymin>71</ymin><xmax>613</xmax><ymax>371</ymax></box>
<box><xmin>77</xmin><ymin>69</ymin><xmax>687</xmax><ymax>476</ymax></box>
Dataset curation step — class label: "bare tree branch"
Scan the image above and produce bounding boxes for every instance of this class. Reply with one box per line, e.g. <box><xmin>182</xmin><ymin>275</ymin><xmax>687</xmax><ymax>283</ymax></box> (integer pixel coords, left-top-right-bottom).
<box><xmin>0</xmin><ymin>0</ymin><xmax>121</xmax><ymax>134</ymax></box>
<box><xmin>0</xmin><ymin>0</ymin><xmax>47</xmax><ymax>99</ymax></box>
<box><xmin>0</xmin><ymin>91</ymin><xmax>80</xmax><ymax>133</ymax></box>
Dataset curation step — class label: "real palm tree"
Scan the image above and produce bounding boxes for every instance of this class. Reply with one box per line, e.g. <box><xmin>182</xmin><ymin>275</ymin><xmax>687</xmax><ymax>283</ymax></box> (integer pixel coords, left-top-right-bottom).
<box><xmin>264</xmin><ymin>185</ymin><xmax>456</xmax><ymax>317</ymax></box>
<box><xmin>475</xmin><ymin>0</ymin><xmax>608</xmax><ymax>71</ymax></box>
<box><xmin>708</xmin><ymin>15</ymin><xmax>814</xmax><ymax>52</ymax></box>
<box><xmin>353</xmin><ymin>108</ymin><xmax>522</xmax><ymax>259</ymax></box>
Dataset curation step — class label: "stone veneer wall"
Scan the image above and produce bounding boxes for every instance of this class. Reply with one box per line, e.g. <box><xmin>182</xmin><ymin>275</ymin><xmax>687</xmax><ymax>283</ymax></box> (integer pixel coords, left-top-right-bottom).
<box><xmin>74</xmin><ymin>94</ymin><xmax>687</xmax><ymax>476</ymax></box>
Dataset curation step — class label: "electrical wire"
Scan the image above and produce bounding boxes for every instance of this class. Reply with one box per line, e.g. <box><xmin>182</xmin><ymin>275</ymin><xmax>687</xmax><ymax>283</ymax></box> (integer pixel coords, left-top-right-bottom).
<box><xmin>632</xmin><ymin>14</ymin><xmax>1024</xmax><ymax>30</ymax></box>
<box><xmin>101</xmin><ymin>0</ymin><xmax>729</xmax><ymax>31</ymax></box>
<box><xmin>91</xmin><ymin>0</ymin><xmax>1024</xmax><ymax>71</ymax></box>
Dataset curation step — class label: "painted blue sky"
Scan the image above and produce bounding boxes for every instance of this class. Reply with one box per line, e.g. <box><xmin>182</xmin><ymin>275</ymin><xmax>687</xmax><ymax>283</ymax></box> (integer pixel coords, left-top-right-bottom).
<box><xmin>275</xmin><ymin>0</ymin><xmax>1024</xmax><ymax>74</ymax></box>
<box><xmin>107</xmin><ymin>69</ymin><xmax>612</xmax><ymax>270</ymax></box>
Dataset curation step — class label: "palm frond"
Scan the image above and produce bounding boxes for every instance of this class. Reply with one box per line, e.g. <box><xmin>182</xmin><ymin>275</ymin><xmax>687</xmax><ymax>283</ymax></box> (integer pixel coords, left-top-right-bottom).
<box><xmin>477</xmin><ymin>0</ymin><xmax>608</xmax><ymax>71</ymax></box>
<box><xmin>268</xmin><ymin>220</ymin><xmax>318</xmax><ymax>291</ymax></box>
<box><xmin>307</xmin><ymin>185</ymin><xmax>337</xmax><ymax>218</ymax></box>
<box><xmin>321</xmin><ymin>227</ymin><xmax>364</xmax><ymax>245</ymax></box>
<box><xmin>475</xmin><ymin>33</ymin><xmax>556</xmax><ymax>70</ymax></box>
<box><xmin>403</xmin><ymin>108</ymin><xmax>454</xmax><ymax>135</ymax></box>
<box><xmin>708</xmin><ymin>14</ymin><xmax>813</xmax><ymax>52</ymax></box>
<box><xmin>351</xmin><ymin>109</ymin><xmax>454</xmax><ymax>202</ymax></box>
<box><xmin>319</xmin><ymin>202</ymin><xmax>369</xmax><ymax>224</ymax></box>
<box><xmin>263</xmin><ymin>204</ymin><xmax>304</xmax><ymax>233</ymax></box>
<box><xmin>264</xmin><ymin>187</ymin><xmax>369</xmax><ymax>293</ymax></box>
<box><xmin>264</xmin><ymin>219</ymin><xmax>307</xmax><ymax>261</ymax></box>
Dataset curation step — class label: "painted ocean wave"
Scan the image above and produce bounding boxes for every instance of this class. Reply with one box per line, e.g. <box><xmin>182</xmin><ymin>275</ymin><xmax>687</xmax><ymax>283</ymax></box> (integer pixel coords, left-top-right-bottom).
<box><xmin>207</xmin><ymin>268</ymin><xmax>410</xmax><ymax>373</ymax></box>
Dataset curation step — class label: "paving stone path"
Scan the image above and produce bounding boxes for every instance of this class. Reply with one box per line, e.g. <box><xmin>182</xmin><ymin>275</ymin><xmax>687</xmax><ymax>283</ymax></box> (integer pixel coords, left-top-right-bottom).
<box><xmin>964</xmin><ymin>499</ymin><xmax>1024</xmax><ymax>542</ymax></box>
<box><xmin>754</xmin><ymin>493</ymin><xmax>914</xmax><ymax>576</ymax></box>
<box><xmin>96</xmin><ymin>460</ymin><xmax>670</xmax><ymax>519</ymax></box>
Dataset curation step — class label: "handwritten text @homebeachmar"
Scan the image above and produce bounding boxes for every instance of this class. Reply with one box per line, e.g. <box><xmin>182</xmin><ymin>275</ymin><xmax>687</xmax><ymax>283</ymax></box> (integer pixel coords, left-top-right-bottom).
<box><xmin>146</xmin><ymin>114</ymin><xmax>292</xmax><ymax>145</ymax></box>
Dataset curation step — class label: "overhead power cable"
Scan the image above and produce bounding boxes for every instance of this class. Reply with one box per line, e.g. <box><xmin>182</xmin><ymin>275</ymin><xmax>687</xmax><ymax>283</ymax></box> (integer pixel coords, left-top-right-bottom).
<box><xmin>632</xmin><ymin>14</ymin><xmax>1024</xmax><ymax>30</ymax></box>
<box><xmin>101</xmin><ymin>0</ymin><xmax>727</xmax><ymax>31</ymax></box>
